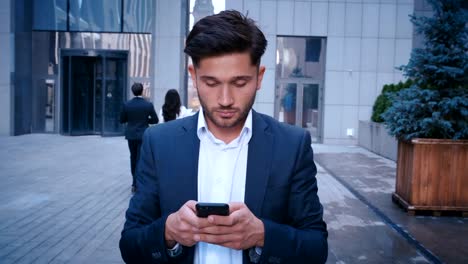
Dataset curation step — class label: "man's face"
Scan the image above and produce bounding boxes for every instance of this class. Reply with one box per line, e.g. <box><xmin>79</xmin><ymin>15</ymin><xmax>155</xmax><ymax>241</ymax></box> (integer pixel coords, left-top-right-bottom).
<box><xmin>189</xmin><ymin>52</ymin><xmax>265</xmax><ymax>138</ymax></box>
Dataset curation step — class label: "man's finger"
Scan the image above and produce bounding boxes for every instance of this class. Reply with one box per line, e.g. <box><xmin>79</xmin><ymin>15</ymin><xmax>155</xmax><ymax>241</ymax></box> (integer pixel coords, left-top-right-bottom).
<box><xmin>185</xmin><ymin>200</ymin><xmax>198</xmax><ymax>211</ymax></box>
<box><xmin>207</xmin><ymin>215</ymin><xmax>235</xmax><ymax>226</ymax></box>
<box><xmin>198</xmin><ymin>233</ymin><xmax>241</xmax><ymax>245</ymax></box>
<box><xmin>228</xmin><ymin>202</ymin><xmax>245</xmax><ymax>213</ymax></box>
<box><xmin>198</xmin><ymin>225</ymin><xmax>233</xmax><ymax>235</ymax></box>
<box><xmin>185</xmin><ymin>214</ymin><xmax>212</xmax><ymax>229</ymax></box>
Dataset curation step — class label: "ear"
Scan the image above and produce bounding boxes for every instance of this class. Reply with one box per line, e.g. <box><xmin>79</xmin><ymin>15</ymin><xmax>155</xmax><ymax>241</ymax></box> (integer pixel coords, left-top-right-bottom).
<box><xmin>188</xmin><ymin>64</ymin><xmax>197</xmax><ymax>90</ymax></box>
<box><xmin>256</xmin><ymin>66</ymin><xmax>266</xmax><ymax>91</ymax></box>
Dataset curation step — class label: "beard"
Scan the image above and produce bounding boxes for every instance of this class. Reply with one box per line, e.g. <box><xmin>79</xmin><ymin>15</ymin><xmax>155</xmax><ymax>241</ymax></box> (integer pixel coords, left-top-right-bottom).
<box><xmin>198</xmin><ymin>92</ymin><xmax>256</xmax><ymax>130</ymax></box>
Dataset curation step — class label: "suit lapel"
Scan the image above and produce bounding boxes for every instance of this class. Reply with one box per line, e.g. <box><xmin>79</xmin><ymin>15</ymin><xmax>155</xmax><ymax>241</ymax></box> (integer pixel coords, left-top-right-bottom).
<box><xmin>245</xmin><ymin>111</ymin><xmax>274</xmax><ymax>217</ymax></box>
<box><xmin>173</xmin><ymin>113</ymin><xmax>200</xmax><ymax>203</ymax></box>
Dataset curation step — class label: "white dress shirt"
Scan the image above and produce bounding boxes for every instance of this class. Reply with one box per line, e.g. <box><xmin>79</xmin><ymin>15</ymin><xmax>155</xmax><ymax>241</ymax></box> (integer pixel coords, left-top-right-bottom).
<box><xmin>194</xmin><ymin>107</ymin><xmax>252</xmax><ymax>264</ymax></box>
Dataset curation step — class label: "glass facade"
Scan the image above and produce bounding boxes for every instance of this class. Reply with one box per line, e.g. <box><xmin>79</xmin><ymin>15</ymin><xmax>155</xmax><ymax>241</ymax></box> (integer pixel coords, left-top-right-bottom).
<box><xmin>33</xmin><ymin>0</ymin><xmax>153</xmax><ymax>33</ymax></box>
<box><xmin>69</xmin><ymin>0</ymin><xmax>122</xmax><ymax>32</ymax></box>
<box><xmin>123</xmin><ymin>0</ymin><xmax>154</xmax><ymax>33</ymax></box>
<box><xmin>33</xmin><ymin>0</ymin><xmax>67</xmax><ymax>31</ymax></box>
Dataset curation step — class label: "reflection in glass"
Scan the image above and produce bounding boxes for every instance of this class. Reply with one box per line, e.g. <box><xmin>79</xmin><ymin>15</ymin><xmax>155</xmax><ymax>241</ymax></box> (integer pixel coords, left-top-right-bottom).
<box><xmin>70</xmin><ymin>57</ymin><xmax>95</xmax><ymax>134</ymax></box>
<box><xmin>69</xmin><ymin>0</ymin><xmax>122</xmax><ymax>32</ymax></box>
<box><xmin>280</xmin><ymin>83</ymin><xmax>297</xmax><ymax>125</ymax></box>
<box><xmin>276</xmin><ymin>37</ymin><xmax>326</xmax><ymax>80</ymax></box>
<box><xmin>103</xmin><ymin>59</ymin><xmax>126</xmax><ymax>135</ymax></box>
<box><xmin>124</xmin><ymin>0</ymin><xmax>153</xmax><ymax>33</ymax></box>
<box><xmin>303</xmin><ymin>84</ymin><xmax>319</xmax><ymax>141</ymax></box>
<box><xmin>33</xmin><ymin>0</ymin><xmax>67</xmax><ymax>31</ymax></box>
<box><xmin>45</xmin><ymin>80</ymin><xmax>55</xmax><ymax>132</ymax></box>
<box><xmin>95</xmin><ymin>72</ymin><xmax>103</xmax><ymax>133</ymax></box>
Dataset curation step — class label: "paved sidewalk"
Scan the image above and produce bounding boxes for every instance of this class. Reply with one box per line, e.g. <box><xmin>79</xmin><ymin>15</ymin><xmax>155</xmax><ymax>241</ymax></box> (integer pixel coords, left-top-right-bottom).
<box><xmin>313</xmin><ymin>145</ymin><xmax>468</xmax><ymax>264</ymax></box>
<box><xmin>0</xmin><ymin>134</ymin><xmax>465</xmax><ymax>263</ymax></box>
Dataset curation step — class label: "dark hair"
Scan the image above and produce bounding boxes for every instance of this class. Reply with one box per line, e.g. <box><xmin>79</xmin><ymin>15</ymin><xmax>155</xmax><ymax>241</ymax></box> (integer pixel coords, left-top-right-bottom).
<box><xmin>162</xmin><ymin>89</ymin><xmax>181</xmax><ymax>122</ymax></box>
<box><xmin>131</xmin><ymin>83</ymin><xmax>143</xmax><ymax>96</ymax></box>
<box><xmin>184</xmin><ymin>10</ymin><xmax>267</xmax><ymax>67</ymax></box>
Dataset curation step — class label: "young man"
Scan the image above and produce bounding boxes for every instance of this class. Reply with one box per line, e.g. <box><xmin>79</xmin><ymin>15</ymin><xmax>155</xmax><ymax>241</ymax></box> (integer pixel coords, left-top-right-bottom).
<box><xmin>120</xmin><ymin>83</ymin><xmax>158</xmax><ymax>193</ymax></box>
<box><xmin>120</xmin><ymin>10</ymin><xmax>328</xmax><ymax>263</ymax></box>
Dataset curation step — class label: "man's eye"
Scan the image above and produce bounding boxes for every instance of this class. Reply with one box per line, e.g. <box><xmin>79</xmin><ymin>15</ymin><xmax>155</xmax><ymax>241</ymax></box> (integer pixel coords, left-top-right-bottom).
<box><xmin>205</xmin><ymin>82</ymin><xmax>219</xmax><ymax>87</ymax></box>
<box><xmin>233</xmin><ymin>81</ymin><xmax>247</xmax><ymax>87</ymax></box>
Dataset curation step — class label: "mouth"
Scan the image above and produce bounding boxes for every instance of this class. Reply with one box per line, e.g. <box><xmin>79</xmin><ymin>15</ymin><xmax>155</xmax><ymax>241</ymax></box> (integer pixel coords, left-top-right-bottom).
<box><xmin>216</xmin><ymin>110</ymin><xmax>237</xmax><ymax>118</ymax></box>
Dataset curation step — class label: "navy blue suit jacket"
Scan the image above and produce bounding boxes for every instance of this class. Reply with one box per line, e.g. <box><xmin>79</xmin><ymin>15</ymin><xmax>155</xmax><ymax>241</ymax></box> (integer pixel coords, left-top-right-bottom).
<box><xmin>120</xmin><ymin>97</ymin><xmax>159</xmax><ymax>140</ymax></box>
<box><xmin>120</xmin><ymin>111</ymin><xmax>328</xmax><ymax>263</ymax></box>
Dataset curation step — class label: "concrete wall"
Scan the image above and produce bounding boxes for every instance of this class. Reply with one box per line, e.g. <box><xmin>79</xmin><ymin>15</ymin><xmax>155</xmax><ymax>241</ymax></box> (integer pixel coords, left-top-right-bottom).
<box><xmin>0</xmin><ymin>0</ymin><xmax>12</xmax><ymax>135</ymax></box>
<box><xmin>358</xmin><ymin>120</ymin><xmax>397</xmax><ymax>161</ymax></box>
<box><xmin>152</xmin><ymin>0</ymin><xmax>189</xmax><ymax>112</ymax></box>
<box><xmin>225</xmin><ymin>0</ymin><xmax>414</xmax><ymax>145</ymax></box>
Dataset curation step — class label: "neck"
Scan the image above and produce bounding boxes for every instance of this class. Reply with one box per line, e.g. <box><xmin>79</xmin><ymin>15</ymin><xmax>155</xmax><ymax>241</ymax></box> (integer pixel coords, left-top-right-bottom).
<box><xmin>205</xmin><ymin>119</ymin><xmax>245</xmax><ymax>144</ymax></box>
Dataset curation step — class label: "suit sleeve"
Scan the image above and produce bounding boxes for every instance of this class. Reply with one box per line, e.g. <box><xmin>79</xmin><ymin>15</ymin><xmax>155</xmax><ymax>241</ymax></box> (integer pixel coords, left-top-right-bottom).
<box><xmin>148</xmin><ymin>103</ymin><xmax>159</xmax><ymax>125</ymax></box>
<box><xmin>260</xmin><ymin>131</ymin><xmax>328</xmax><ymax>264</ymax></box>
<box><xmin>120</xmin><ymin>104</ymin><xmax>127</xmax><ymax>124</ymax></box>
<box><xmin>119</xmin><ymin>130</ymin><xmax>174</xmax><ymax>263</ymax></box>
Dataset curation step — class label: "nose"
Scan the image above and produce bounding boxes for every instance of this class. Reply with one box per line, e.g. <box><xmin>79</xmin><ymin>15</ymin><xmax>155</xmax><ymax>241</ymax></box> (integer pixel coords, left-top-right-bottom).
<box><xmin>218</xmin><ymin>85</ymin><xmax>234</xmax><ymax>107</ymax></box>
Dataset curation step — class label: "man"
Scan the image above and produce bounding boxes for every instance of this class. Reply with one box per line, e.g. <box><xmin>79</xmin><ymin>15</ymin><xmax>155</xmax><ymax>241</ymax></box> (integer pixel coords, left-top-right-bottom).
<box><xmin>120</xmin><ymin>83</ymin><xmax>158</xmax><ymax>193</ymax></box>
<box><xmin>120</xmin><ymin>10</ymin><xmax>327</xmax><ymax>263</ymax></box>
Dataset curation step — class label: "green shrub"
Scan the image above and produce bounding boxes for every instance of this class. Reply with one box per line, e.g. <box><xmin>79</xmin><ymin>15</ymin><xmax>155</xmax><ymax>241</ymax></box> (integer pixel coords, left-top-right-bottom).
<box><xmin>371</xmin><ymin>79</ymin><xmax>413</xmax><ymax>123</ymax></box>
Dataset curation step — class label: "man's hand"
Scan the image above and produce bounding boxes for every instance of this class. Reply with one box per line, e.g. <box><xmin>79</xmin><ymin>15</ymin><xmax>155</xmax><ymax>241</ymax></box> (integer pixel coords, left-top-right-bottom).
<box><xmin>164</xmin><ymin>200</ymin><xmax>211</xmax><ymax>247</ymax></box>
<box><xmin>196</xmin><ymin>202</ymin><xmax>265</xmax><ymax>250</ymax></box>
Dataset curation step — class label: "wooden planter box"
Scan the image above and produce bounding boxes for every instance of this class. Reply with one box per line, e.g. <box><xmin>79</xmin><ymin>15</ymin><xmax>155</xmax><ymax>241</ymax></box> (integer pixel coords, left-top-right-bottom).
<box><xmin>392</xmin><ymin>139</ymin><xmax>468</xmax><ymax>213</ymax></box>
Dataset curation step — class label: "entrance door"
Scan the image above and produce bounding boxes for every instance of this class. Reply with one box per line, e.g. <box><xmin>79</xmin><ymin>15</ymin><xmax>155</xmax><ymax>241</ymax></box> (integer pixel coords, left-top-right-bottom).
<box><xmin>276</xmin><ymin>79</ymin><xmax>323</xmax><ymax>143</ymax></box>
<box><xmin>61</xmin><ymin>50</ymin><xmax>128</xmax><ymax>136</ymax></box>
<box><xmin>102</xmin><ymin>57</ymin><xmax>127</xmax><ymax>136</ymax></box>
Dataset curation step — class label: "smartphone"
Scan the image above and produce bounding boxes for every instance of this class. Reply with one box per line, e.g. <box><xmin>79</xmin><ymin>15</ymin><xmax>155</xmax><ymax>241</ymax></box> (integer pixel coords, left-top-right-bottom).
<box><xmin>196</xmin><ymin>202</ymin><xmax>229</xmax><ymax>218</ymax></box>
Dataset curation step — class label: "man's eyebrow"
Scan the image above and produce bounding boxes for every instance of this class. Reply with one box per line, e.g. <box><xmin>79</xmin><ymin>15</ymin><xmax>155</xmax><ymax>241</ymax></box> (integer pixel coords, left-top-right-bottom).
<box><xmin>230</xmin><ymin>76</ymin><xmax>253</xmax><ymax>82</ymax></box>
<box><xmin>199</xmin><ymin>76</ymin><xmax>254</xmax><ymax>82</ymax></box>
<box><xmin>199</xmin><ymin>76</ymin><xmax>219</xmax><ymax>82</ymax></box>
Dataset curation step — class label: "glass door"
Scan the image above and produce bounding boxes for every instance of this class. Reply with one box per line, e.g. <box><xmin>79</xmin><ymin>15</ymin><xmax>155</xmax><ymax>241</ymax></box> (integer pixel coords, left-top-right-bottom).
<box><xmin>302</xmin><ymin>83</ymin><xmax>320</xmax><ymax>142</ymax></box>
<box><xmin>101</xmin><ymin>57</ymin><xmax>127</xmax><ymax>136</ymax></box>
<box><xmin>61</xmin><ymin>49</ymin><xmax>127</xmax><ymax>136</ymax></box>
<box><xmin>275</xmin><ymin>36</ymin><xmax>326</xmax><ymax>143</ymax></box>
<box><xmin>276</xmin><ymin>79</ymin><xmax>323</xmax><ymax>143</ymax></box>
<box><xmin>70</xmin><ymin>56</ymin><xmax>96</xmax><ymax>136</ymax></box>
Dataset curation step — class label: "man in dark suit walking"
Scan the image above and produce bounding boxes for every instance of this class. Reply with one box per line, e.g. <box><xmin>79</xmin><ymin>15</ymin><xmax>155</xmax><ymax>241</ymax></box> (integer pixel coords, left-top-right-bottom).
<box><xmin>120</xmin><ymin>83</ymin><xmax>158</xmax><ymax>193</ymax></box>
<box><xmin>120</xmin><ymin>11</ymin><xmax>327</xmax><ymax>263</ymax></box>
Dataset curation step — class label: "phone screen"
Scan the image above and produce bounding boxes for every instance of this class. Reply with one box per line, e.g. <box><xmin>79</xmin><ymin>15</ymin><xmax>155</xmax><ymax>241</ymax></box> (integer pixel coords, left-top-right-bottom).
<box><xmin>196</xmin><ymin>202</ymin><xmax>229</xmax><ymax>217</ymax></box>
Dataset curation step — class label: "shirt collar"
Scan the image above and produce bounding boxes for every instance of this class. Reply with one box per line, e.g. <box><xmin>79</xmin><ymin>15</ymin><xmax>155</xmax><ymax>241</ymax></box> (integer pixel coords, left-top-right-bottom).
<box><xmin>197</xmin><ymin>107</ymin><xmax>252</xmax><ymax>146</ymax></box>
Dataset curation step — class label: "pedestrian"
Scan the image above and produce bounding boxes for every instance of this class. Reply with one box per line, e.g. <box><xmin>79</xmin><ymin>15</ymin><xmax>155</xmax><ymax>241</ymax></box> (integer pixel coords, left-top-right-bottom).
<box><xmin>120</xmin><ymin>10</ymin><xmax>327</xmax><ymax>264</ymax></box>
<box><xmin>119</xmin><ymin>83</ymin><xmax>158</xmax><ymax>194</ymax></box>
<box><xmin>159</xmin><ymin>89</ymin><xmax>193</xmax><ymax>123</ymax></box>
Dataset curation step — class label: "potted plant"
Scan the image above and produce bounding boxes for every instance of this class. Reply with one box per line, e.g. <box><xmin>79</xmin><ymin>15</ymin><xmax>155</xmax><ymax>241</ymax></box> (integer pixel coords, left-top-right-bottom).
<box><xmin>382</xmin><ymin>0</ymin><xmax>468</xmax><ymax>213</ymax></box>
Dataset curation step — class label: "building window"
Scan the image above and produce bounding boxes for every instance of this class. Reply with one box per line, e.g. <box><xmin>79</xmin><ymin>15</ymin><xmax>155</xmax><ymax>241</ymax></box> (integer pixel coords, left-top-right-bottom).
<box><xmin>33</xmin><ymin>0</ymin><xmax>153</xmax><ymax>33</ymax></box>
<box><xmin>69</xmin><ymin>0</ymin><xmax>122</xmax><ymax>32</ymax></box>
<box><xmin>33</xmin><ymin>0</ymin><xmax>67</xmax><ymax>31</ymax></box>
<box><xmin>123</xmin><ymin>0</ymin><xmax>154</xmax><ymax>33</ymax></box>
